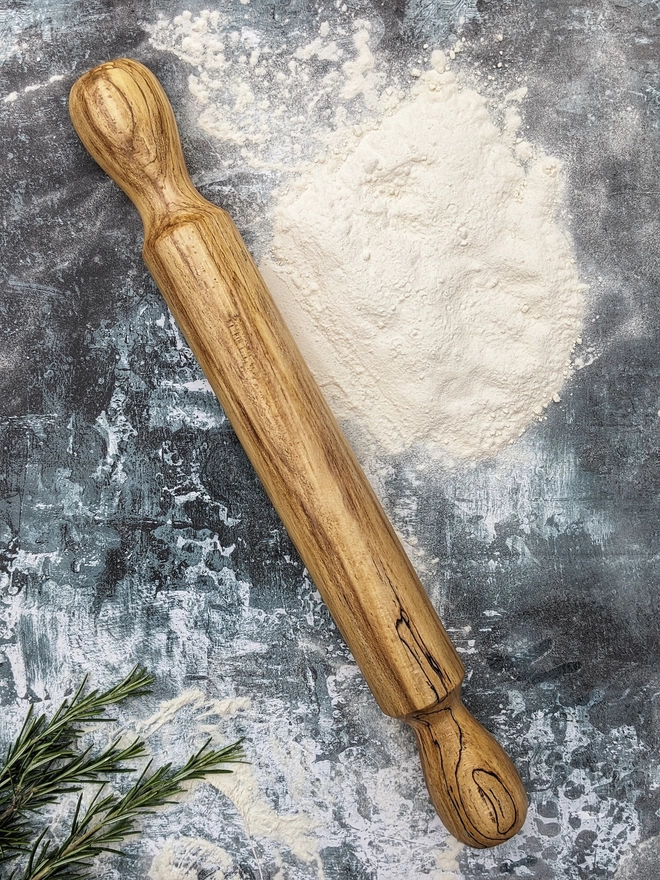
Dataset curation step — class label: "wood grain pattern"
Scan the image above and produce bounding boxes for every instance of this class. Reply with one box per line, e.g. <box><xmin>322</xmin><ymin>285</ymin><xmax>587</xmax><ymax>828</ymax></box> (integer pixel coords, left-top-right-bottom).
<box><xmin>69</xmin><ymin>57</ymin><xmax>527</xmax><ymax>847</ymax></box>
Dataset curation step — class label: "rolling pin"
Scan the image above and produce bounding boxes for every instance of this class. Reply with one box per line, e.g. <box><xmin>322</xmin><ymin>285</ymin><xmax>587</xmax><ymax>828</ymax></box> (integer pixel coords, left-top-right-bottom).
<box><xmin>69</xmin><ymin>58</ymin><xmax>527</xmax><ymax>847</ymax></box>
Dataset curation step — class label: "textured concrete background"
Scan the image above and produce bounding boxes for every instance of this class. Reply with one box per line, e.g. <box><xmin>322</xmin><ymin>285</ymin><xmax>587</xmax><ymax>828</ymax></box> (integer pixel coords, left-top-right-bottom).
<box><xmin>1</xmin><ymin>1</ymin><xmax>660</xmax><ymax>878</ymax></box>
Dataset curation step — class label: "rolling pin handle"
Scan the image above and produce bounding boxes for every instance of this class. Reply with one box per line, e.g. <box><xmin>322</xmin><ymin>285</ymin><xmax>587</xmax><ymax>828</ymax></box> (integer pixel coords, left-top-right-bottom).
<box><xmin>407</xmin><ymin>693</ymin><xmax>527</xmax><ymax>848</ymax></box>
<box><xmin>69</xmin><ymin>59</ymin><xmax>199</xmax><ymax>227</ymax></box>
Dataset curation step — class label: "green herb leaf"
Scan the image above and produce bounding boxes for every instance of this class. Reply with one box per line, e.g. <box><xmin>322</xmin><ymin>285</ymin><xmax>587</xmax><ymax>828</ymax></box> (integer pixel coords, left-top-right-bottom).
<box><xmin>0</xmin><ymin>667</ymin><xmax>153</xmax><ymax>863</ymax></box>
<box><xmin>0</xmin><ymin>668</ymin><xmax>244</xmax><ymax>880</ymax></box>
<box><xmin>14</xmin><ymin>739</ymin><xmax>244</xmax><ymax>880</ymax></box>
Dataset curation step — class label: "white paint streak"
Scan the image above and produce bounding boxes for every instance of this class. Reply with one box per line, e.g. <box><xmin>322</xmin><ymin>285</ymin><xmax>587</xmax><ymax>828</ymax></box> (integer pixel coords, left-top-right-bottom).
<box><xmin>3</xmin><ymin>74</ymin><xmax>65</xmax><ymax>105</ymax></box>
<box><xmin>160</xmin><ymin>378</ymin><xmax>214</xmax><ymax>394</ymax></box>
<box><xmin>475</xmin><ymin>703</ymin><xmax>642</xmax><ymax>876</ymax></box>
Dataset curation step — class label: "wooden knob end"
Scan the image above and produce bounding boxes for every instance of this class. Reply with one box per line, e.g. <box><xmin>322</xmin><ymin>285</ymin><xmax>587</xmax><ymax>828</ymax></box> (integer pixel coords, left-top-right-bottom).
<box><xmin>408</xmin><ymin>695</ymin><xmax>527</xmax><ymax>847</ymax></box>
<box><xmin>69</xmin><ymin>58</ymin><xmax>197</xmax><ymax>226</ymax></box>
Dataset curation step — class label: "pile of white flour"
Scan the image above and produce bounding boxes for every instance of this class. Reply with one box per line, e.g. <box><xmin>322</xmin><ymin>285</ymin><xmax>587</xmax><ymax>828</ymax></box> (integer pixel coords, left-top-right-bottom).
<box><xmin>150</xmin><ymin>11</ymin><xmax>586</xmax><ymax>460</ymax></box>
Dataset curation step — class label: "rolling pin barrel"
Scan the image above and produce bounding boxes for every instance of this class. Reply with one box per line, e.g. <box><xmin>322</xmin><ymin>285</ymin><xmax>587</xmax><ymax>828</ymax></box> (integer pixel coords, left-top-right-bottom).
<box><xmin>69</xmin><ymin>58</ymin><xmax>527</xmax><ymax>847</ymax></box>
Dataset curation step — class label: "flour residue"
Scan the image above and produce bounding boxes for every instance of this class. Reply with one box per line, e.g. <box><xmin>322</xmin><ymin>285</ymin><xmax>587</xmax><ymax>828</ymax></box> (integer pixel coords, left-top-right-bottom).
<box><xmin>208</xmin><ymin>763</ymin><xmax>324</xmax><ymax>877</ymax></box>
<box><xmin>150</xmin><ymin>12</ymin><xmax>586</xmax><ymax>461</ymax></box>
<box><xmin>146</xmin><ymin>9</ymin><xmax>399</xmax><ymax>171</ymax></box>
<box><xmin>140</xmin><ymin>690</ymin><xmax>325</xmax><ymax>878</ymax></box>
<box><xmin>149</xmin><ymin>837</ymin><xmax>237</xmax><ymax>880</ymax></box>
<box><xmin>434</xmin><ymin>836</ymin><xmax>465</xmax><ymax>878</ymax></box>
<box><xmin>263</xmin><ymin>53</ymin><xmax>586</xmax><ymax>459</ymax></box>
<box><xmin>135</xmin><ymin>689</ymin><xmax>251</xmax><ymax>738</ymax></box>
<box><xmin>135</xmin><ymin>686</ymin><xmax>460</xmax><ymax>878</ymax></box>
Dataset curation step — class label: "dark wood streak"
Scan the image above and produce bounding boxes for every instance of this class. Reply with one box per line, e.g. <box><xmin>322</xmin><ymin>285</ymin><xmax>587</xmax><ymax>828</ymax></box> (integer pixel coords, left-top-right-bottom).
<box><xmin>394</xmin><ymin>604</ymin><xmax>452</xmax><ymax>694</ymax></box>
<box><xmin>69</xmin><ymin>57</ymin><xmax>528</xmax><ymax>848</ymax></box>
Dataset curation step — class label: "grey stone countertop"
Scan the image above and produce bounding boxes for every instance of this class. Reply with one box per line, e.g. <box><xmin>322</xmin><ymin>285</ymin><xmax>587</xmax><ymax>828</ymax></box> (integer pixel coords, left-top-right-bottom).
<box><xmin>1</xmin><ymin>1</ymin><xmax>660</xmax><ymax>878</ymax></box>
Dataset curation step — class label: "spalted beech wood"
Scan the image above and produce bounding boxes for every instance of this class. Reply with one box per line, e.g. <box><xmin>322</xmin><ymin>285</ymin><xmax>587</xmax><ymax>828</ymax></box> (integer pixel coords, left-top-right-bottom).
<box><xmin>69</xmin><ymin>58</ymin><xmax>527</xmax><ymax>847</ymax></box>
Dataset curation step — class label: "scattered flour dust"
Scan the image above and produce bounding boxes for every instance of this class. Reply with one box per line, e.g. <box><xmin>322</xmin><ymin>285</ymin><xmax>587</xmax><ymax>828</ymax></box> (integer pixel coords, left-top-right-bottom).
<box><xmin>148</xmin><ymin>837</ymin><xmax>236</xmax><ymax>880</ymax></box>
<box><xmin>149</xmin><ymin>9</ymin><xmax>586</xmax><ymax>461</ymax></box>
<box><xmin>208</xmin><ymin>763</ymin><xmax>324</xmax><ymax>878</ymax></box>
<box><xmin>134</xmin><ymin>689</ymin><xmax>250</xmax><ymax>739</ymax></box>
<box><xmin>434</xmin><ymin>836</ymin><xmax>465</xmax><ymax>878</ymax></box>
<box><xmin>141</xmin><ymin>690</ymin><xmax>325</xmax><ymax>879</ymax></box>
<box><xmin>139</xmin><ymin>686</ymin><xmax>460</xmax><ymax>879</ymax></box>
<box><xmin>146</xmin><ymin>9</ymin><xmax>392</xmax><ymax>169</ymax></box>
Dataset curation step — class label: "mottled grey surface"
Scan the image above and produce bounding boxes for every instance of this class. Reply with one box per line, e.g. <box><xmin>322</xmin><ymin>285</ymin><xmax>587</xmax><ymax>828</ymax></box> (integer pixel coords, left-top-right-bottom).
<box><xmin>1</xmin><ymin>0</ymin><xmax>660</xmax><ymax>878</ymax></box>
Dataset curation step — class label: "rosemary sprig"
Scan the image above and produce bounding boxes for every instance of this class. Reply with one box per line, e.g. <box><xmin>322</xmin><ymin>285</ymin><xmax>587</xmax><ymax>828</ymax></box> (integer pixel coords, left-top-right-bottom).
<box><xmin>13</xmin><ymin>739</ymin><xmax>244</xmax><ymax>880</ymax></box>
<box><xmin>0</xmin><ymin>668</ymin><xmax>245</xmax><ymax>879</ymax></box>
<box><xmin>0</xmin><ymin>667</ymin><xmax>154</xmax><ymax>863</ymax></box>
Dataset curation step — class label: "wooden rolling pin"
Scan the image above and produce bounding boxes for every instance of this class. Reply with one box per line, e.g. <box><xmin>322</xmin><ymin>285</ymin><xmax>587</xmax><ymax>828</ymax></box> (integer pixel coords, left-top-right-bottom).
<box><xmin>69</xmin><ymin>58</ymin><xmax>527</xmax><ymax>847</ymax></box>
